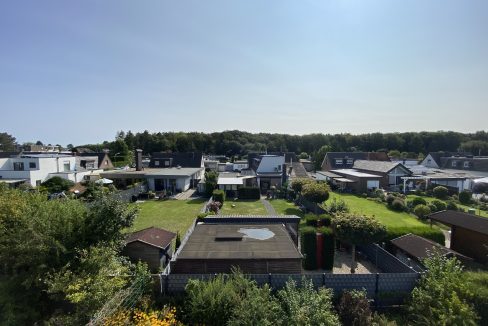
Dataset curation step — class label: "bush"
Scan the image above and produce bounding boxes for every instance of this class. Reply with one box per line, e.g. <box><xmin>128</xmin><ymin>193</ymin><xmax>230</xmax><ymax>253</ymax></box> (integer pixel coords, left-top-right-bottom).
<box><xmin>318</xmin><ymin>227</ymin><xmax>335</xmax><ymax>270</ymax></box>
<box><xmin>338</xmin><ymin>290</ymin><xmax>372</xmax><ymax>326</ymax></box>
<box><xmin>207</xmin><ymin>201</ymin><xmax>222</xmax><ymax>213</ymax></box>
<box><xmin>446</xmin><ymin>200</ymin><xmax>458</xmax><ymax>211</ymax></box>
<box><xmin>463</xmin><ymin>271</ymin><xmax>488</xmax><ymax>325</ymax></box>
<box><xmin>433</xmin><ymin>186</ymin><xmax>449</xmax><ymax>199</ymax></box>
<box><xmin>413</xmin><ymin>204</ymin><xmax>431</xmax><ymax>219</ymax></box>
<box><xmin>237</xmin><ymin>187</ymin><xmax>260</xmax><ymax>200</ymax></box>
<box><xmin>384</xmin><ymin>227</ymin><xmax>445</xmax><ymax>245</ymax></box>
<box><xmin>212</xmin><ymin>189</ymin><xmax>225</xmax><ymax>203</ymax></box>
<box><xmin>300</xmin><ymin>226</ymin><xmax>317</xmax><ymax>270</ymax></box>
<box><xmin>407</xmin><ymin>196</ymin><xmax>427</xmax><ymax>208</ymax></box>
<box><xmin>41</xmin><ymin>176</ymin><xmax>74</xmax><ymax>193</ymax></box>
<box><xmin>324</xmin><ymin>198</ymin><xmax>350</xmax><ymax>215</ymax></box>
<box><xmin>319</xmin><ymin>214</ymin><xmax>332</xmax><ymax>227</ymax></box>
<box><xmin>304</xmin><ymin>214</ymin><xmax>319</xmax><ymax>227</ymax></box>
<box><xmin>386</xmin><ymin>194</ymin><xmax>395</xmax><ymax>205</ymax></box>
<box><xmin>430</xmin><ymin>199</ymin><xmax>447</xmax><ymax>212</ymax></box>
<box><xmin>389</xmin><ymin>199</ymin><xmax>406</xmax><ymax>212</ymax></box>
<box><xmin>459</xmin><ymin>190</ymin><xmax>472</xmax><ymax>205</ymax></box>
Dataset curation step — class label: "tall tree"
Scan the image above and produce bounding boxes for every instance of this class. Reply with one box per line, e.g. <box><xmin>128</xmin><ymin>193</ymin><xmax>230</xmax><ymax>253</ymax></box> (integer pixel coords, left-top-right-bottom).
<box><xmin>332</xmin><ymin>214</ymin><xmax>386</xmax><ymax>273</ymax></box>
<box><xmin>0</xmin><ymin>132</ymin><xmax>17</xmax><ymax>151</ymax></box>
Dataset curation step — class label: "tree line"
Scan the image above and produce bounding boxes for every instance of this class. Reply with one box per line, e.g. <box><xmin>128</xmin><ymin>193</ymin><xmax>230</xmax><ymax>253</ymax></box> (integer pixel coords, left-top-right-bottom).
<box><xmin>78</xmin><ymin>130</ymin><xmax>488</xmax><ymax>158</ymax></box>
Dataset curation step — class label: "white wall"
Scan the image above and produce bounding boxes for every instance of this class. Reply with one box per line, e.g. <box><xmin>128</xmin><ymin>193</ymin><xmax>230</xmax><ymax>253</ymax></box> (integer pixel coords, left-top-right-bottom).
<box><xmin>421</xmin><ymin>154</ymin><xmax>440</xmax><ymax>168</ymax></box>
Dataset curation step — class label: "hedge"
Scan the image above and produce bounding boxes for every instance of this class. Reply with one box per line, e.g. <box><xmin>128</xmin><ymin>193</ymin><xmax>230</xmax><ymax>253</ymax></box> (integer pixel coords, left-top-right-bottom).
<box><xmin>237</xmin><ymin>187</ymin><xmax>260</xmax><ymax>200</ymax></box>
<box><xmin>318</xmin><ymin>227</ymin><xmax>335</xmax><ymax>270</ymax></box>
<box><xmin>383</xmin><ymin>227</ymin><xmax>445</xmax><ymax>245</ymax></box>
<box><xmin>212</xmin><ymin>189</ymin><xmax>225</xmax><ymax>204</ymax></box>
<box><xmin>304</xmin><ymin>214</ymin><xmax>331</xmax><ymax>227</ymax></box>
<box><xmin>305</xmin><ymin>214</ymin><xmax>318</xmax><ymax>227</ymax></box>
<box><xmin>300</xmin><ymin>226</ymin><xmax>317</xmax><ymax>270</ymax></box>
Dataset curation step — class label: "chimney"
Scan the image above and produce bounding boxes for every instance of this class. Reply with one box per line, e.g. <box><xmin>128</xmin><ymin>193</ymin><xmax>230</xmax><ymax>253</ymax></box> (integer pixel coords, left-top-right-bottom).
<box><xmin>135</xmin><ymin>149</ymin><xmax>143</xmax><ymax>171</ymax></box>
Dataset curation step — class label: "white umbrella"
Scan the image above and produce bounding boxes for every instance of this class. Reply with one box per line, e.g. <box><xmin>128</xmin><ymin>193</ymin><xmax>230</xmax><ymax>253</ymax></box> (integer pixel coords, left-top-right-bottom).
<box><xmin>96</xmin><ymin>178</ymin><xmax>113</xmax><ymax>185</ymax></box>
<box><xmin>473</xmin><ymin>177</ymin><xmax>488</xmax><ymax>184</ymax></box>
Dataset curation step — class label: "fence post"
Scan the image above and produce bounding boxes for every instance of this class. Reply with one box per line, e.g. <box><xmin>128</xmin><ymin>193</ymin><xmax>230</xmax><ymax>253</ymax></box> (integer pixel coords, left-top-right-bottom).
<box><xmin>374</xmin><ymin>273</ymin><xmax>380</xmax><ymax>309</ymax></box>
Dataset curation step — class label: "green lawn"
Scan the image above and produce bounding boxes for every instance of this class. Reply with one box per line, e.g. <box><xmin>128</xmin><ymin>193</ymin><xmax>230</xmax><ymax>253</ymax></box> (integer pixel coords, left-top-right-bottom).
<box><xmin>269</xmin><ymin>199</ymin><xmax>304</xmax><ymax>217</ymax></box>
<box><xmin>406</xmin><ymin>195</ymin><xmax>488</xmax><ymax>218</ymax></box>
<box><xmin>220</xmin><ymin>199</ymin><xmax>267</xmax><ymax>215</ymax></box>
<box><xmin>127</xmin><ymin>199</ymin><xmax>206</xmax><ymax>235</ymax></box>
<box><xmin>327</xmin><ymin>192</ymin><xmax>436</xmax><ymax>230</ymax></box>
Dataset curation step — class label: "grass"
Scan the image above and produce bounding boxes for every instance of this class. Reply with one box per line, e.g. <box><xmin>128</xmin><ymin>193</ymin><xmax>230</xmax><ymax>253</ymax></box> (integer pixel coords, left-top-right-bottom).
<box><xmin>269</xmin><ymin>199</ymin><xmax>304</xmax><ymax>217</ymax></box>
<box><xmin>406</xmin><ymin>195</ymin><xmax>488</xmax><ymax>218</ymax></box>
<box><xmin>127</xmin><ymin>198</ymin><xmax>206</xmax><ymax>235</ymax></box>
<box><xmin>220</xmin><ymin>199</ymin><xmax>267</xmax><ymax>215</ymax></box>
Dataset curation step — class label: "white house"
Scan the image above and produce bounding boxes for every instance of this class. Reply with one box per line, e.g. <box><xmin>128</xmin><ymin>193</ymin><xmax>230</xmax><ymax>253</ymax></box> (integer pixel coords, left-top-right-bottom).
<box><xmin>255</xmin><ymin>155</ymin><xmax>286</xmax><ymax>193</ymax></box>
<box><xmin>0</xmin><ymin>153</ymin><xmax>103</xmax><ymax>187</ymax></box>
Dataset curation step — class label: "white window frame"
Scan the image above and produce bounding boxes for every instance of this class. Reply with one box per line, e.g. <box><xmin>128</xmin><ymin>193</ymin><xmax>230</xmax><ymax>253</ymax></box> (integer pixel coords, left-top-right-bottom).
<box><xmin>464</xmin><ymin>161</ymin><xmax>470</xmax><ymax>168</ymax></box>
<box><xmin>451</xmin><ymin>161</ymin><xmax>457</xmax><ymax>168</ymax></box>
<box><xmin>335</xmin><ymin>159</ymin><xmax>343</xmax><ymax>165</ymax></box>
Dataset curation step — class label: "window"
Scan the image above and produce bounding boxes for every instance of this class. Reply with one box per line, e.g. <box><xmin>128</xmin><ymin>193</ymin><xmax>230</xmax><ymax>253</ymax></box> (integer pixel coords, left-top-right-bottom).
<box><xmin>63</xmin><ymin>162</ymin><xmax>70</xmax><ymax>171</ymax></box>
<box><xmin>346</xmin><ymin>159</ymin><xmax>354</xmax><ymax>164</ymax></box>
<box><xmin>464</xmin><ymin>161</ymin><xmax>470</xmax><ymax>168</ymax></box>
<box><xmin>155</xmin><ymin>160</ymin><xmax>160</xmax><ymax>166</ymax></box>
<box><xmin>13</xmin><ymin>162</ymin><xmax>24</xmax><ymax>171</ymax></box>
<box><xmin>164</xmin><ymin>160</ymin><xmax>170</xmax><ymax>167</ymax></box>
<box><xmin>277</xmin><ymin>165</ymin><xmax>282</xmax><ymax>171</ymax></box>
<box><xmin>29</xmin><ymin>162</ymin><xmax>36</xmax><ymax>169</ymax></box>
<box><xmin>451</xmin><ymin>161</ymin><xmax>457</xmax><ymax>168</ymax></box>
<box><xmin>335</xmin><ymin>159</ymin><xmax>343</xmax><ymax>165</ymax></box>
<box><xmin>104</xmin><ymin>160</ymin><xmax>108</xmax><ymax>165</ymax></box>
<box><xmin>36</xmin><ymin>180</ymin><xmax>41</xmax><ymax>187</ymax></box>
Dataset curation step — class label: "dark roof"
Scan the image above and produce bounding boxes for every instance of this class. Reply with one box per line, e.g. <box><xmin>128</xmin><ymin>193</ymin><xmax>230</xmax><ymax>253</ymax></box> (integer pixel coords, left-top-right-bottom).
<box><xmin>425</xmin><ymin>152</ymin><xmax>473</xmax><ymax>167</ymax></box>
<box><xmin>391</xmin><ymin>233</ymin><xmax>471</xmax><ymax>261</ymax></box>
<box><xmin>126</xmin><ymin>227</ymin><xmax>176</xmax><ymax>249</ymax></box>
<box><xmin>440</xmin><ymin>157</ymin><xmax>488</xmax><ymax>172</ymax></box>
<box><xmin>79</xmin><ymin>152</ymin><xmax>112</xmax><ymax>167</ymax></box>
<box><xmin>322</xmin><ymin>152</ymin><xmax>390</xmax><ymax>170</ymax></box>
<box><xmin>0</xmin><ymin>151</ymin><xmax>20</xmax><ymax>158</ymax></box>
<box><xmin>150</xmin><ymin>152</ymin><xmax>203</xmax><ymax>168</ymax></box>
<box><xmin>353</xmin><ymin>160</ymin><xmax>411</xmax><ymax>174</ymax></box>
<box><xmin>268</xmin><ymin>152</ymin><xmax>297</xmax><ymax>163</ymax></box>
<box><xmin>429</xmin><ymin>210</ymin><xmax>488</xmax><ymax>236</ymax></box>
<box><xmin>176</xmin><ymin>223</ymin><xmax>302</xmax><ymax>260</ymax></box>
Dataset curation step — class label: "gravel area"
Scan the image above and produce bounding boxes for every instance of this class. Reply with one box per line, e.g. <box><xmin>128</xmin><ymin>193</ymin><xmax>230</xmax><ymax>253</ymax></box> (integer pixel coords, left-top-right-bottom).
<box><xmin>302</xmin><ymin>250</ymin><xmax>380</xmax><ymax>274</ymax></box>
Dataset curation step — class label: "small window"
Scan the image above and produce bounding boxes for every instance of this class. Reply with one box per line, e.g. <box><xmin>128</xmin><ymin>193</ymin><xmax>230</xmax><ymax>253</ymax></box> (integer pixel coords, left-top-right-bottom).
<box><xmin>104</xmin><ymin>160</ymin><xmax>108</xmax><ymax>165</ymax></box>
<box><xmin>63</xmin><ymin>162</ymin><xmax>70</xmax><ymax>171</ymax></box>
<box><xmin>29</xmin><ymin>162</ymin><xmax>36</xmax><ymax>169</ymax></box>
<box><xmin>13</xmin><ymin>162</ymin><xmax>24</xmax><ymax>171</ymax></box>
<box><xmin>164</xmin><ymin>161</ymin><xmax>170</xmax><ymax>167</ymax></box>
<box><xmin>346</xmin><ymin>159</ymin><xmax>354</xmax><ymax>164</ymax></box>
<box><xmin>155</xmin><ymin>161</ymin><xmax>160</xmax><ymax>166</ymax></box>
<box><xmin>464</xmin><ymin>161</ymin><xmax>470</xmax><ymax>168</ymax></box>
<box><xmin>451</xmin><ymin>161</ymin><xmax>457</xmax><ymax>168</ymax></box>
<box><xmin>277</xmin><ymin>165</ymin><xmax>282</xmax><ymax>171</ymax></box>
<box><xmin>335</xmin><ymin>159</ymin><xmax>343</xmax><ymax>165</ymax></box>
<box><xmin>36</xmin><ymin>180</ymin><xmax>41</xmax><ymax>187</ymax></box>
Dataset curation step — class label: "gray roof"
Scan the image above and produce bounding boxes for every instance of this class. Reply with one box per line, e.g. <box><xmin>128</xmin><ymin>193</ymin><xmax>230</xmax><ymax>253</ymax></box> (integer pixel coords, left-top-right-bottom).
<box><xmin>150</xmin><ymin>152</ymin><xmax>203</xmax><ymax>168</ymax></box>
<box><xmin>176</xmin><ymin>223</ymin><xmax>302</xmax><ymax>260</ymax></box>
<box><xmin>429</xmin><ymin>210</ymin><xmax>488</xmax><ymax>236</ymax></box>
<box><xmin>332</xmin><ymin>169</ymin><xmax>382</xmax><ymax>178</ymax></box>
<box><xmin>289</xmin><ymin>162</ymin><xmax>309</xmax><ymax>179</ymax></box>
<box><xmin>323</xmin><ymin>152</ymin><xmax>390</xmax><ymax>170</ymax></box>
<box><xmin>353</xmin><ymin>160</ymin><xmax>410</xmax><ymax>174</ymax></box>
<box><xmin>101</xmin><ymin>167</ymin><xmax>203</xmax><ymax>179</ymax></box>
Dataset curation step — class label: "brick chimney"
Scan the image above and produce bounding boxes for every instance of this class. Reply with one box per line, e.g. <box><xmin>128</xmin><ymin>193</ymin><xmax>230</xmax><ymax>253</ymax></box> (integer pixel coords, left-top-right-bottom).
<box><xmin>135</xmin><ymin>149</ymin><xmax>143</xmax><ymax>171</ymax></box>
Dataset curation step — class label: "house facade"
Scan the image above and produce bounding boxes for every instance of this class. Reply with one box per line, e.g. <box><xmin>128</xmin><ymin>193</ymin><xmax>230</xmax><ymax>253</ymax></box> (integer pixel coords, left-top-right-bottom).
<box><xmin>352</xmin><ymin>160</ymin><xmax>412</xmax><ymax>190</ymax></box>
<box><xmin>255</xmin><ymin>155</ymin><xmax>287</xmax><ymax>193</ymax></box>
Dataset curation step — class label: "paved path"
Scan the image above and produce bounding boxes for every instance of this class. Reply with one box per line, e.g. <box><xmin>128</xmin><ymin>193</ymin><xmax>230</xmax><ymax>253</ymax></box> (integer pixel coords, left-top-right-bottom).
<box><xmin>261</xmin><ymin>199</ymin><xmax>277</xmax><ymax>215</ymax></box>
<box><xmin>174</xmin><ymin>189</ymin><xmax>197</xmax><ymax>200</ymax></box>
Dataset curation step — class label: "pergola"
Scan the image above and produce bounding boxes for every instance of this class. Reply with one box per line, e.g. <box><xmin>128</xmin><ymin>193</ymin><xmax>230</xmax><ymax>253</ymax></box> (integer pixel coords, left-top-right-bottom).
<box><xmin>401</xmin><ymin>176</ymin><xmax>429</xmax><ymax>193</ymax></box>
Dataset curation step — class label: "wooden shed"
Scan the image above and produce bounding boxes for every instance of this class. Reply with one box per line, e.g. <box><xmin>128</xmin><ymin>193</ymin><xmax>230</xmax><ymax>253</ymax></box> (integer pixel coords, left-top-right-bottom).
<box><xmin>123</xmin><ymin>227</ymin><xmax>176</xmax><ymax>272</ymax></box>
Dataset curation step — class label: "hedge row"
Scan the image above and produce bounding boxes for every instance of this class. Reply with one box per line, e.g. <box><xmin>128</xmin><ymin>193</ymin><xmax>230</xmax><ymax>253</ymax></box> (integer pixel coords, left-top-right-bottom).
<box><xmin>383</xmin><ymin>226</ymin><xmax>445</xmax><ymax>245</ymax></box>
<box><xmin>304</xmin><ymin>214</ymin><xmax>332</xmax><ymax>227</ymax></box>
<box><xmin>237</xmin><ymin>187</ymin><xmax>260</xmax><ymax>200</ymax></box>
<box><xmin>212</xmin><ymin>189</ymin><xmax>225</xmax><ymax>203</ymax></box>
<box><xmin>300</xmin><ymin>226</ymin><xmax>317</xmax><ymax>270</ymax></box>
<box><xmin>318</xmin><ymin>227</ymin><xmax>335</xmax><ymax>270</ymax></box>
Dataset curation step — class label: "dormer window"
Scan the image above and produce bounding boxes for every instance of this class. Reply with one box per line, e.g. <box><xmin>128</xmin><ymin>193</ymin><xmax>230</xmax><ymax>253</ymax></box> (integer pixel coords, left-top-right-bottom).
<box><xmin>335</xmin><ymin>159</ymin><xmax>343</xmax><ymax>165</ymax></box>
<box><xmin>346</xmin><ymin>159</ymin><xmax>354</xmax><ymax>164</ymax></box>
<box><xmin>451</xmin><ymin>161</ymin><xmax>457</xmax><ymax>168</ymax></box>
<box><xmin>464</xmin><ymin>161</ymin><xmax>470</xmax><ymax>168</ymax></box>
<box><xmin>155</xmin><ymin>161</ymin><xmax>160</xmax><ymax>166</ymax></box>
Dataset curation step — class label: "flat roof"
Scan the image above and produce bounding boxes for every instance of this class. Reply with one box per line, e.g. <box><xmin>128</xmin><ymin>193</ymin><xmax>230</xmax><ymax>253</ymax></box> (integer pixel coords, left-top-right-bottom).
<box><xmin>316</xmin><ymin>171</ymin><xmax>342</xmax><ymax>178</ymax></box>
<box><xmin>177</xmin><ymin>223</ymin><xmax>302</xmax><ymax>260</ymax></box>
<box><xmin>101</xmin><ymin>167</ymin><xmax>203</xmax><ymax>178</ymax></box>
<box><xmin>331</xmin><ymin>169</ymin><xmax>382</xmax><ymax>178</ymax></box>
<box><xmin>217</xmin><ymin>177</ymin><xmax>244</xmax><ymax>185</ymax></box>
<box><xmin>0</xmin><ymin>179</ymin><xmax>27</xmax><ymax>183</ymax></box>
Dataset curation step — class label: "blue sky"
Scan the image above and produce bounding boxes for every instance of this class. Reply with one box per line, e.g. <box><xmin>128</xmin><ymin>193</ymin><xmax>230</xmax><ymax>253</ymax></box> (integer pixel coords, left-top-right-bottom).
<box><xmin>1</xmin><ymin>0</ymin><xmax>487</xmax><ymax>146</ymax></box>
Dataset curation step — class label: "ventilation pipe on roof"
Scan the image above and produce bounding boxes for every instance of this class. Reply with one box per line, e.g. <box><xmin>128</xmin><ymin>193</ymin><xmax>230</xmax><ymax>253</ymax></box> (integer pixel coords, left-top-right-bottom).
<box><xmin>135</xmin><ymin>149</ymin><xmax>143</xmax><ymax>171</ymax></box>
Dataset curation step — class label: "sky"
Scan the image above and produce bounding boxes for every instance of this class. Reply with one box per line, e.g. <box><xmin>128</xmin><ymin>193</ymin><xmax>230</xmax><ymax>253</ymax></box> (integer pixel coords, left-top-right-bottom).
<box><xmin>0</xmin><ymin>0</ymin><xmax>487</xmax><ymax>146</ymax></box>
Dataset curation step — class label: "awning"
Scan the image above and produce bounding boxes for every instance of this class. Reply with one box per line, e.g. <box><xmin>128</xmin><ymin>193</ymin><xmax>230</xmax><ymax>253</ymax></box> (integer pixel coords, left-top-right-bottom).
<box><xmin>335</xmin><ymin>178</ymin><xmax>356</xmax><ymax>183</ymax></box>
<box><xmin>96</xmin><ymin>178</ymin><xmax>113</xmax><ymax>185</ymax></box>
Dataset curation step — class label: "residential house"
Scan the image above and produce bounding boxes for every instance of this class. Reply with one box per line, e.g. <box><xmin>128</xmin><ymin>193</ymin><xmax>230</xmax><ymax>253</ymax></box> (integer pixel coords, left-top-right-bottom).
<box><xmin>78</xmin><ymin>152</ymin><xmax>114</xmax><ymax>170</ymax></box>
<box><xmin>123</xmin><ymin>227</ymin><xmax>176</xmax><ymax>272</ymax></box>
<box><xmin>329</xmin><ymin>169</ymin><xmax>382</xmax><ymax>193</ymax></box>
<box><xmin>255</xmin><ymin>155</ymin><xmax>287</xmax><ymax>193</ymax></box>
<box><xmin>421</xmin><ymin>152</ymin><xmax>471</xmax><ymax>169</ymax></box>
<box><xmin>352</xmin><ymin>160</ymin><xmax>412</xmax><ymax>190</ymax></box>
<box><xmin>217</xmin><ymin>172</ymin><xmax>256</xmax><ymax>197</ymax></box>
<box><xmin>150</xmin><ymin>152</ymin><xmax>203</xmax><ymax>169</ymax></box>
<box><xmin>0</xmin><ymin>153</ymin><xmax>102</xmax><ymax>187</ymax></box>
<box><xmin>170</xmin><ymin>216</ymin><xmax>302</xmax><ymax>274</ymax></box>
<box><xmin>321</xmin><ymin>152</ymin><xmax>390</xmax><ymax>171</ymax></box>
<box><xmin>299</xmin><ymin>159</ymin><xmax>314</xmax><ymax>172</ymax></box>
<box><xmin>429</xmin><ymin>210</ymin><xmax>488</xmax><ymax>264</ymax></box>
<box><xmin>232</xmin><ymin>160</ymin><xmax>249</xmax><ymax>172</ymax></box>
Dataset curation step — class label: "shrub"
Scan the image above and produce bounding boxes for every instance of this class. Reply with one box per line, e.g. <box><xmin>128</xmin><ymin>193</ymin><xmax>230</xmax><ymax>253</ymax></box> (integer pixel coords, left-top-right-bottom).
<box><xmin>318</xmin><ymin>227</ymin><xmax>335</xmax><ymax>270</ymax></box>
<box><xmin>384</xmin><ymin>227</ymin><xmax>445</xmax><ymax>245</ymax></box>
<box><xmin>175</xmin><ymin>232</ymin><xmax>181</xmax><ymax>251</ymax></box>
<box><xmin>277</xmin><ymin>278</ymin><xmax>340</xmax><ymax>325</ymax></box>
<box><xmin>212</xmin><ymin>189</ymin><xmax>225</xmax><ymax>203</ymax></box>
<box><xmin>324</xmin><ymin>198</ymin><xmax>350</xmax><ymax>215</ymax></box>
<box><xmin>304</xmin><ymin>214</ymin><xmax>318</xmax><ymax>227</ymax></box>
<box><xmin>463</xmin><ymin>271</ymin><xmax>488</xmax><ymax>325</ymax></box>
<box><xmin>300</xmin><ymin>226</ymin><xmax>317</xmax><ymax>270</ymax></box>
<box><xmin>386</xmin><ymin>194</ymin><xmax>395</xmax><ymax>205</ymax></box>
<box><xmin>433</xmin><ymin>186</ymin><xmax>449</xmax><ymax>199</ymax></box>
<box><xmin>338</xmin><ymin>290</ymin><xmax>372</xmax><ymax>326</ymax></box>
<box><xmin>319</xmin><ymin>214</ymin><xmax>332</xmax><ymax>227</ymax></box>
<box><xmin>413</xmin><ymin>204</ymin><xmax>431</xmax><ymax>219</ymax></box>
<box><xmin>207</xmin><ymin>201</ymin><xmax>222</xmax><ymax>213</ymax></box>
<box><xmin>390</xmin><ymin>199</ymin><xmax>406</xmax><ymax>212</ymax></box>
<box><xmin>407</xmin><ymin>196</ymin><xmax>427</xmax><ymax>208</ymax></box>
<box><xmin>430</xmin><ymin>199</ymin><xmax>447</xmax><ymax>212</ymax></box>
<box><xmin>236</xmin><ymin>187</ymin><xmax>260</xmax><ymax>200</ymax></box>
<box><xmin>41</xmin><ymin>176</ymin><xmax>74</xmax><ymax>193</ymax></box>
<box><xmin>446</xmin><ymin>200</ymin><xmax>458</xmax><ymax>211</ymax></box>
<box><xmin>459</xmin><ymin>190</ymin><xmax>472</xmax><ymax>205</ymax></box>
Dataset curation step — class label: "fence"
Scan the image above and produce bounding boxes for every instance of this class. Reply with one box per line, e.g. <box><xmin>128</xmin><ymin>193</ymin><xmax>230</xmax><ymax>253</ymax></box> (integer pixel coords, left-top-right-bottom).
<box><xmin>358</xmin><ymin>244</ymin><xmax>415</xmax><ymax>274</ymax></box>
<box><xmin>156</xmin><ymin>272</ymin><xmax>418</xmax><ymax>307</ymax></box>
